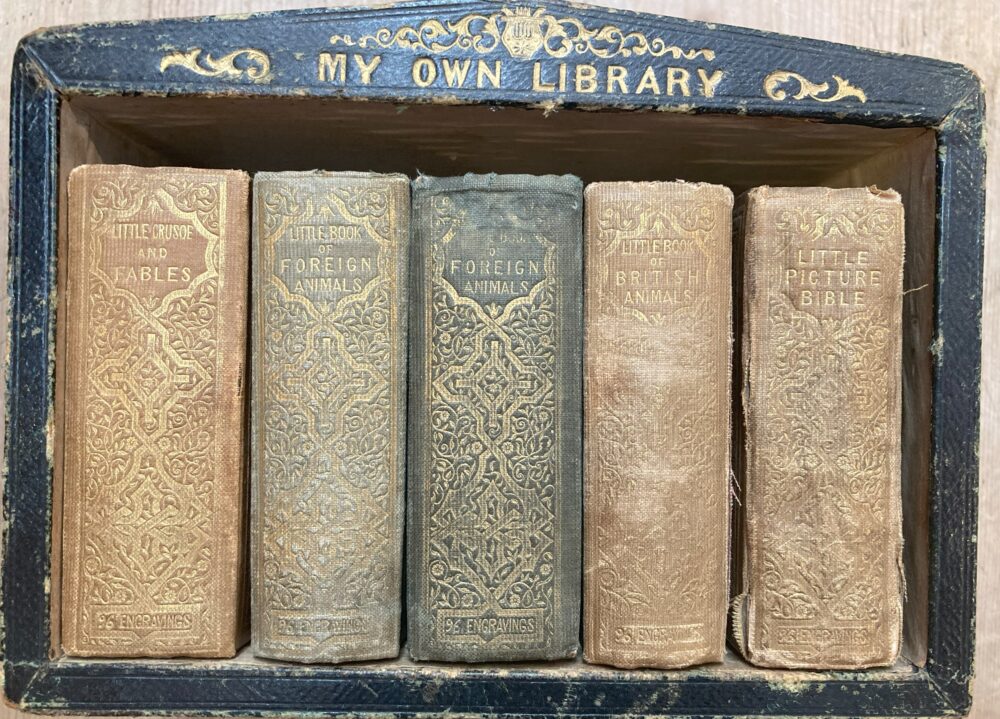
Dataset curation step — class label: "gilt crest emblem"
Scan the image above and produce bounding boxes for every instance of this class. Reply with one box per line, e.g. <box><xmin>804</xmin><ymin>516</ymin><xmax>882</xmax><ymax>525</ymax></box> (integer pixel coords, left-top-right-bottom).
<box><xmin>499</xmin><ymin>7</ymin><xmax>546</xmax><ymax>59</ymax></box>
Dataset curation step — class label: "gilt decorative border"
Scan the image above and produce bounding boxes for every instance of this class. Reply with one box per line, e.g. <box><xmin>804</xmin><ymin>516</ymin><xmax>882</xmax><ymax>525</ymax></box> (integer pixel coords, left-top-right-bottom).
<box><xmin>329</xmin><ymin>6</ymin><xmax>714</xmax><ymax>61</ymax></box>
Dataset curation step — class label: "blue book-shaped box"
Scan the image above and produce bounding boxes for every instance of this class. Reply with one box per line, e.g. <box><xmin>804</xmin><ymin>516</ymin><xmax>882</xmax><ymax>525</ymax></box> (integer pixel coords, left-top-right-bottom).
<box><xmin>4</xmin><ymin>1</ymin><xmax>985</xmax><ymax>715</ymax></box>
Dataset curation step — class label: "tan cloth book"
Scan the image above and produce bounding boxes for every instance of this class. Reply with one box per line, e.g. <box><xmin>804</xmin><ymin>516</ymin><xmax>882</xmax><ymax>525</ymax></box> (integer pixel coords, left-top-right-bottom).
<box><xmin>61</xmin><ymin>165</ymin><xmax>249</xmax><ymax>657</ymax></box>
<box><xmin>582</xmin><ymin>181</ymin><xmax>732</xmax><ymax>668</ymax></box>
<box><xmin>731</xmin><ymin>185</ymin><xmax>905</xmax><ymax>669</ymax></box>
<box><xmin>250</xmin><ymin>171</ymin><xmax>408</xmax><ymax>663</ymax></box>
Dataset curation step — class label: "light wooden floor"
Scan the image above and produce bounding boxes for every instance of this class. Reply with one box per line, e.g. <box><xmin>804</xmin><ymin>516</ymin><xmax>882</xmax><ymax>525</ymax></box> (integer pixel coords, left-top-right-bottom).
<box><xmin>1</xmin><ymin>0</ymin><xmax>997</xmax><ymax>716</ymax></box>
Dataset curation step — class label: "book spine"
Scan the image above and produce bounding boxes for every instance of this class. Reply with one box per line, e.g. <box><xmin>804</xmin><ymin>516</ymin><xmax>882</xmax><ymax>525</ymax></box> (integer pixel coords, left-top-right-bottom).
<box><xmin>61</xmin><ymin>165</ymin><xmax>249</xmax><ymax>657</ymax></box>
<box><xmin>408</xmin><ymin>173</ymin><xmax>583</xmax><ymax>662</ymax></box>
<box><xmin>732</xmin><ymin>186</ymin><xmax>905</xmax><ymax>669</ymax></box>
<box><xmin>250</xmin><ymin>171</ymin><xmax>408</xmax><ymax>663</ymax></box>
<box><xmin>582</xmin><ymin>181</ymin><xmax>733</xmax><ymax>669</ymax></box>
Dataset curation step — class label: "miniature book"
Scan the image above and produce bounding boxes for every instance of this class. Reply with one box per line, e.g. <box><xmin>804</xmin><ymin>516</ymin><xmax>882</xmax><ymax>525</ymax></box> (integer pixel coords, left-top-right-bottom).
<box><xmin>408</xmin><ymin>173</ymin><xmax>583</xmax><ymax>662</ymax></box>
<box><xmin>61</xmin><ymin>165</ymin><xmax>250</xmax><ymax>657</ymax></box>
<box><xmin>250</xmin><ymin>171</ymin><xmax>409</xmax><ymax>663</ymax></box>
<box><xmin>731</xmin><ymin>186</ymin><xmax>905</xmax><ymax>669</ymax></box>
<box><xmin>583</xmin><ymin>181</ymin><xmax>732</xmax><ymax>668</ymax></box>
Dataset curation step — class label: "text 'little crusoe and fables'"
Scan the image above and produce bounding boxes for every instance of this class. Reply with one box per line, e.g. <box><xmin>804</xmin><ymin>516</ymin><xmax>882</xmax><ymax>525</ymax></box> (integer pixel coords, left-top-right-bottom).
<box><xmin>105</xmin><ymin>218</ymin><xmax>208</xmax><ymax>301</ymax></box>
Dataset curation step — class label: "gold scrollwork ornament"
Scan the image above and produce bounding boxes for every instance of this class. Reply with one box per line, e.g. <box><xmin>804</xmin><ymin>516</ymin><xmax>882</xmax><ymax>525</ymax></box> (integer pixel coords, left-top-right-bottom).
<box><xmin>159</xmin><ymin>48</ymin><xmax>272</xmax><ymax>83</ymax></box>
<box><xmin>330</xmin><ymin>6</ymin><xmax>714</xmax><ymax>61</ymax></box>
<box><xmin>764</xmin><ymin>70</ymin><xmax>867</xmax><ymax>103</ymax></box>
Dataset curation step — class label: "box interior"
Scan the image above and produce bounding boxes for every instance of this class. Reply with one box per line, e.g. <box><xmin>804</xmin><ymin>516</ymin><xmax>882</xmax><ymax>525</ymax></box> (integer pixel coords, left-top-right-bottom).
<box><xmin>53</xmin><ymin>95</ymin><xmax>935</xmax><ymax>676</ymax></box>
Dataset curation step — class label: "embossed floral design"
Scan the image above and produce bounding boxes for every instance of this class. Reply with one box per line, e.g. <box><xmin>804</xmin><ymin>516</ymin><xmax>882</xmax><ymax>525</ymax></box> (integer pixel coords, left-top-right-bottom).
<box><xmin>585</xmin><ymin>187</ymin><xmax>731</xmax><ymax>659</ymax></box>
<box><xmin>420</xmin><ymin>188</ymin><xmax>561</xmax><ymax>645</ymax></box>
<box><xmin>331</xmin><ymin>186</ymin><xmax>391</xmax><ymax>239</ymax></box>
<box><xmin>261</xmin><ymin>186</ymin><xmax>303</xmax><ymax>235</ymax></box>
<box><xmin>261</xmin><ymin>556</ymin><xmax>310</xmax><ymax>611</ymax></box>
<box><xmin>162</xmin><ymin>279</ymin><xmax>218</xmax><ymax>374</ymax></box>
<box><xmin>82</xmin><ymin>540</ymin><xmax>137</xmax><ymax>605</ymax></box>
<box><xmin>74</xmin><ymin>173</ymin><xmax>225</xmax><ymax>650</ymax></box>
<box><xmin>256</xmin><ymin>178</ymin><xmax>402</xmax><ymax>642</ymax></box>
<box><xmin>84</xmin><ymin>397</ymin><xmax>138</xmax><ymax>493</ymax></box>
<box><xmin>89</xmin><ymin>179</ymin><xmax>146</xmax><ymax>225</ymax></box>
<box><xmin>164</xmin><ymin>180</ymin><xmax>221</xmax><ymax>235</ymax></box>
<box><xmin>333</xmin><ymin>285</ymin><xmax>392</xmax><ymax>370</ymax></box>
<box><xmin>751</xmin><ymin>194</ymin><xmax>902</xmax><ymax>656</ymax></box>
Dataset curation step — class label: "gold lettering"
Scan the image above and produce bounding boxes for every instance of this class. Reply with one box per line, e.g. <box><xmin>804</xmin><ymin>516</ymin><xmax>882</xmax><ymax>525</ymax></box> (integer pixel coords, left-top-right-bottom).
<box><xmin>697</xmin><ymin>68</ymin><xmax>723</xmax><ymax>97</ymax></box>
<box><xmin>111</xmin><ymin>222</ymin><xmax>151</xmax><ymax>239</ymax></box>
<box><xmin>607</xmin><ymin>65</ymin><xmax>628</xmax><ymax>93</ymax></box>
<box><xmin>635</xmin><ymin>65</ymin><xmax>661</xmax><ymax>94</ymax></box>
<box><xmin>353</xmin><ymin>53</ymin><xmax>381</xmax><ymax>84</ymax></box>
<box><xmin>532</xmin><ymin>61</ymin><xmax>556</xmax><ymax>92</ymax></box>
<box><xmin>412</xmin><ymin>57</ymin><xmax>437</xmax><ymax>87</ymax></box>
<box><xmin>477</xmin><ymin>59</ymin><xmax>502</xmax><ymax>88</ymax></box>
<box><xmin>138</xmin><ymin>247</ymin><xmax>167</xmax><ymax>260</ymax></box>
<box><xmin>575</xmin><ymin>64</ymin><xmax>597</xmax><ymax>93</ymax></box>
<box><xmin>111</xmin><ymin>265</ymin><xmax>192</xmax><ymax>284</ymax></box>
<box><xmin>442</xmin><ymin>58</ymin><xmax>471</xmax><ymax>88</ymax></box>
<box><xmin>666</xmin><ymin>67</ymin><xmax>691</xmax><ymax>96</ymax></box>
<box><xmin>318</xmin><ymin>52</ymin><xmax>346</xmax><ymax>83</ymax></box>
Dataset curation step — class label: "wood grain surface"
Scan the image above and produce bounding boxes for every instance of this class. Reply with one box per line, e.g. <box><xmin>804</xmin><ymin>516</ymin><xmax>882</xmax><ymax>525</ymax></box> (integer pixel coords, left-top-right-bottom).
<box><xmin>1</xmin><ymin>0</ymin><xmax>997</xmax><ymax>716</ymax></box>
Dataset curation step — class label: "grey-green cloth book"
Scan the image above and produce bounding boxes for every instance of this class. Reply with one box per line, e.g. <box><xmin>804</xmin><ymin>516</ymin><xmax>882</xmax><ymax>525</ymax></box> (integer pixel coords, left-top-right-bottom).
<box><xmin>250</xmin><ymin>171</ymin><xmax>409</xmax><ymax>663</ymax></box>
<box><xmin>407</xmin><ymin>173</ymin><xmax>583</xmax><ymax>662</ymax></box>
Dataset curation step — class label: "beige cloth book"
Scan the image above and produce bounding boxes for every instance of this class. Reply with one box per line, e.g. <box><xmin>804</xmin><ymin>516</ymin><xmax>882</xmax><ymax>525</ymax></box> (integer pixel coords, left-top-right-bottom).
<box><xmin>731</xmin><ymin>185</ymin><xmax>905</xmax><ymax>669</ymax></box>
<box><xmin>61</xmin><ymin>165</ymin><xmax>249</xmax><ymax>657</ymax></box>
<box><xmin>582</xmin><ymin>181</ymin><xmax>732</xmax><ymax>668</ymax></box>
<box><xmin>250</xmin><ymin>171</ymin><xmax>408</xmax><ymax>663</ymax></box>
